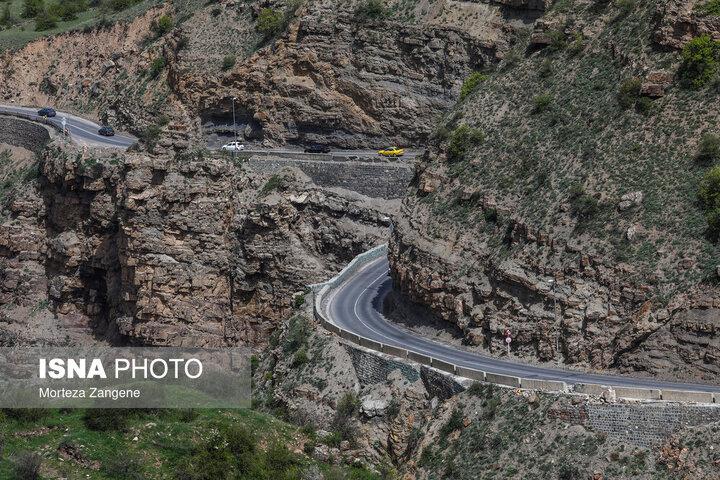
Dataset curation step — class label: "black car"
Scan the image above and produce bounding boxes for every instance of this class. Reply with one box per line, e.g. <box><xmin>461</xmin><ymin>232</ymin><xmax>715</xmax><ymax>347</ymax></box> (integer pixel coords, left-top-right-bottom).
<box><xmin>98</xmin><ymin>126</ymin><xmax>115</xmax><ymax>137</ymax></box>
<box><xmin>304</xmin><ymin>144</ymin><xmax>331</xmax><ymax>154</ymax></box>
<box><xmin>37</xmin><ymin>107</ymin><xmax>56</xmax><ymax>118</ymax></box>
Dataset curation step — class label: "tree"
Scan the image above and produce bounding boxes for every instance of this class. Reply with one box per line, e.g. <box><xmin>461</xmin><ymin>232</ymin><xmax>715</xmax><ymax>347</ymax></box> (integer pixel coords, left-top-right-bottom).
<box><xmin>34</xmin><ymin>9</ymin><xmax>57</xmax><ymax>31</ymax></box>
<box><xmin>355</xmin><ymin>0</ymin><xmax>387</xmax><ymax>20</ymax></box>
<box><xmin>0</xmin><ymin>3</ymin><xmax>14</xmax><ymax>26</ymax></box>
<box><xmin>256</xmin><ymin>7</ymin><xmax>284</xmax><ymax>38</ymax></box>
<box><xmin>679</xmin><ymin>35</ymin><xmax>720</xmax><ymax>88</ymax></box>
<box><xmin>22</xmin><ymin>0</ymin><xmax>44</xmax><ymax>18</ymax></box>
<box><xmin>697</xmin><ymin>133</ymin><xmax>720</xmax><ymax>165</ymax></box>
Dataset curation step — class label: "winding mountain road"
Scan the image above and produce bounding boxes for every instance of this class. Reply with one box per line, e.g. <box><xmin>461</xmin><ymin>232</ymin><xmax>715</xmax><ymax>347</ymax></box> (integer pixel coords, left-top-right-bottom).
<box><xmin>0</xmin><ymin>105</ymin><xmax>136</xmax><ymax>149</ymax></box>
<box><xmin>324</xmin><ymin>256</ymin><xmax>720</xmax><ymax>394</ymax></box>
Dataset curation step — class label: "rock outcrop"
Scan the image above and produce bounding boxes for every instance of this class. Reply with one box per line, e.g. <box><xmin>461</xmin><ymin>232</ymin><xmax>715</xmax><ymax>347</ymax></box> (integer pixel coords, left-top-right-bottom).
<box><xmin>0</xmin><ymin>143</ymin><xmax>393</xmax><ymax>347</ymax></box>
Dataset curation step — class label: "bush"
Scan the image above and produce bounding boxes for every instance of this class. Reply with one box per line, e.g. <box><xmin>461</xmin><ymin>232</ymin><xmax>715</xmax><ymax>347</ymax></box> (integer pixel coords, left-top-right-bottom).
<box><xmin>615</xmin><ymin>0</ymin><xmax>636</xmax><ymax>16</ymax></box>
<box><xmin>679</xmin><ymin>35</ymin><xmax>720</xmax><ymax>88</ymax></box>
<box><xmin>698</xmin><ymin>133</ymin><xmax>720</xmax><ymax>165</ymax></box>
<box><xmin>34</xmin><ymin>9</ymin><xmax>57</xmax><ymax>30</ymax></box>
<box><xmin>221</xmin><ymin>55</ymin><xmax>236</xmax><ymax>71</ymax></box>
<box><xmin>107</xmin><ymin>0</ymin><xmax>140</xmax><ymax>12</ymax></box>
<box><xmin>617</xmin><ymin>77</ymin><xmax>641</xmax><ymax>109</ymax></box>
<box><xmin>532</xmin><ymin>93</ymin><xmax>553</xmax><ymax>113</ymax></box>
<box><xmin>12</xmin><ymin>452</ymin><xmax>42</xmax><ymax>480</ymax></box>
<box><xmin>699</xmin><ymin>167</ymin><xmax>720</xmax><ymax>239</ymax></box>
<box><xmin>355</xmin><ymin>0</ymin><xmax>387</xmax><ymax>20</ymax></box>
<box><xmin>48</xmin><ymin>0</ymin><xmax>88</xmax><ymax>21</ymax></box>
<box><xmin>447</xmin><ymin>124</ymin><xmax>484</xmax><ymax>162</ymax></box>
<box><xmin>256</xmin><ymin>7</ymin><xmax>284</xmax><ymax>38</ymax></box>
<box><xmin>282</xmin><ymin>315</ymin><xmax>309</xmax><ymax>353</ymax></box>
<box><xmin>140</xmin><ymin>124</ymin><xmax>162</xmax><ymax>151</ymax></box>
<box><xmin>82</xmin><ymin>409</ymin><xmax>129</xmax><ymax>431</ymax></box>
<box><xmin>697</xmin><ymin>0</ymin><xmax>720</xmax><ymax>16</ymax></box>
<box><xmin>439</xmin><ymin>409</ymin><xmax>464</xmax><ymax>440</ymax></box>
<box><xmin>330</xmin><ymin>392</ymin><xmax>360</xmax><ymax>442</ymax></box>
<box><xmin>570</xmin><ymin>186</ymin><xmax>599</xmax><ymax>220</ymax></box>
<box><xmin>153</xmin><ymin>14</ymin><xmax>173</xmax><ymax>36</ymax></box>
<box><xmin>292</xmin><ymin>346</ymin><xmax>309</xmax><ymax>367</ymax></box>
<box><xmin>22</xmin><ymin>0</ymin><xmax>43</xmax><ymax>18</ymax></box>
<box><xmin>102</xmin><ymin>455</ymin><xmax>145</xmax><ymax>480</ymax></box>
<box><xmin>0</xmin><ymin>3</ymin><xmax>14</xmax><ymax>26</ymax></box>
<box><xmin>459</xmin><ymin>72</ymin><xmax>487</xmax><ymax>100</ymax></box>
<box><xmin>148</xmin><ymin>56</ymin><xmax>166</xmax><ymax>79</ymax></box>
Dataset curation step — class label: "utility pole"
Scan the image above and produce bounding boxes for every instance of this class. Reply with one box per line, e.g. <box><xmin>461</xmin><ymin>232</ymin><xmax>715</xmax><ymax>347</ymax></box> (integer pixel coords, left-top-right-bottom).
<box><xmin>549</xmin><ymin>278</ymin><xmax>560</xmax><ymax>365</ymax></box>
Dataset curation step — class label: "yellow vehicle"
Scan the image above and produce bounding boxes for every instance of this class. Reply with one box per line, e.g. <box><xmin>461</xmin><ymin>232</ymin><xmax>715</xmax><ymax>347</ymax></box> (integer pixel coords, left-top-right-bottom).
<box><xmin>378</xmin><ymin>146</ymin><xmax>405</xmax><ymax>157</ymax></box>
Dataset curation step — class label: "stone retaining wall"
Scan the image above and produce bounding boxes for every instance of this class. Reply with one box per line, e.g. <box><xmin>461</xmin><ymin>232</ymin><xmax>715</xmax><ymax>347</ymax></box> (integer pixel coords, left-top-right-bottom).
<box><xmin>0</xmin><ymin>116</ymin><xmax>52</xmax><ymax>153</ymax></box>
<box><xmin>246</xmin><ymin>156</ymin><xmax>412</xmax><ymax>199</ymax></box>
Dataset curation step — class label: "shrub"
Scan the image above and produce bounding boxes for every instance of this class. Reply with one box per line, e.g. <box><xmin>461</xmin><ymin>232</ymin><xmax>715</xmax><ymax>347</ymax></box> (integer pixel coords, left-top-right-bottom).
<box><xmin>82</xmin><ymin>408</ymin><xmax>129</xmax><ymax>431</ymax></box>
<box><xmin>532</xmin><ymin>93</ymin><xmax>553</xmax><ymax>113</ymax></box>
<box><xmin>148</xmin><ymin>56</ymin><xmax>166</xmax><ymax>79</ymax></box>
<box><xmin>48</xmin><ymin>0</ymin><xmax>87</xmax><ymax>21</ymax></box>
<box><xmin>34</xmin><ymin>9</ymin><xmax>57</xmax><ymax>31</ymax></box>
<box><xmin>282</xmin><ymin>315</ymin><xmax>309</xmax><ymax>352</ymax></box>
<box><xmin>615</xmin><ymin>0</ymin><xmax>636</xmax><ymax>16</ymax></box>
<box><xmin>22</xmin><ymin>0</ymin><xmax>43</xmax><ymax>18</ymax></box>
<box><xmin>221</xmin><ymin>55</ymin><xmax>236</xmax><ymax>71</ymax></box>
<box><xmin>571</xmin><ymin>194</ymin><xmax>599</xmax><ymax>219</ymax></box>
<box><xmin>699</xmin><ymin>166</ymin><xmax>720</xmax><ymax>212</ymax></box>
<box><xmin>153</xmin><ymin>14</ymin><xmax>173</xmax><ymax>36</ymax></box>
<box><xmin>447</xmin><ymin>124</ymin><xmax>484</xmax><ymax>162</ymax></box>
<box><xmin>355</xmin><ymin>0</ymin><xmax>387</xmax><ymax>20</ymax></box>
<box><xmin>679</xmin><ymin>35</ymin><xmax>720</xmax><ymax>88</ymax></box>
<box><xmin>546</xmin><ymin>30</ymin><xmax>566</xmax><ymax>52</ymax></box>
<box><xmin>439</xmin><ymin>408</ymin><xmax>464</xmax><ymax>440</ymax></box>
<box><xmin>107</xmin><ymin>0</ymin><xmax>140</xmax><ymax>12</ymax></box>
<box><xmin>697</xmin><ymin>0</ymin><xmax>720</xmax><ymax>16</ymax></box>
<box><xmin>292</xmin><ymin>346</ymin><xmax>309</xmax><ymax>367</ymax></box>
<box><xmin>226</xmin><ymin>425</ymin><xmax>256</xmax><ymax>457</ymax></box>
<box><xmin>698</xmin><ymin>133</ymin><xmax>720</xmax><ymax>165</ymax></box>
<box><xmin>0</xmin><ymin>4</ymin><xmax>14</xmax><ymax>26</ymax></box>
<box><xmin>256</xmin><ymin>7</ymin><xmax>284</xmax><ymax>38</ymax></box>
<box><xmin>330</xmin><ymin>392</ymin><xmax>360</xmax><ymax>442</ymax></box>
<box><xmin>617</xmin><ymin>77</ymin><xmax>641</xmax><ymax>109</ymax></box>
<box><xmin>102</xmin><ymin>455</ymin><xmax>145</xmax><ymax>480</ymax></box>
<box><xmin>2</xmin><ymin>408</ymin><xmax>50</xmax><ymax>423</ymax></box>
<box><xmin>140</xmin><ymin>124</ymin><xmax>162</xmax><ymax>151</ymax></box>
<box><xmin>460</xmin><ymin>71</ymin><xmax>487</xmax><ymax>100</ymax></box>
<box><xmin>12</xmin><ymin>452</ymin><xmax>42</xmax><ymax>480</ymax></box>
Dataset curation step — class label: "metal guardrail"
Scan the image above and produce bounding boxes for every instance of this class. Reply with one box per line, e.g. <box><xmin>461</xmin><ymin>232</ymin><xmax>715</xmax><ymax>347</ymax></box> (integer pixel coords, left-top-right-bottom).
<box><xmin>311</xmin><ymin>245</ymin><xmax>717</xmax><ymax>404</ymax></box>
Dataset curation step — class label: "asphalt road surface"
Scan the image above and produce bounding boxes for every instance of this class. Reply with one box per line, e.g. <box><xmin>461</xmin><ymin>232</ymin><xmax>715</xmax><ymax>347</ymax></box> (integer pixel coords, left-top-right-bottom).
<box><xmin>0</xmin><ymin>105</ymin><xmax>136</xmax><ymax>149</ymax></box>
<box><xmin>325</xmin><ymin>256</ymin><xmax>720</xmax><ymax>393</ymax></box>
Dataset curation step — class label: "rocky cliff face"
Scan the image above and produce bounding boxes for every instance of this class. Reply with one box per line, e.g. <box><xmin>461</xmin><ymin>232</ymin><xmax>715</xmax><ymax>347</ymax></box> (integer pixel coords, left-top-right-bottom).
<box><xmin>388</xmin><ymin>0</ymin><xmax>720</xmax><ymax>382</ymax></box>
<box><xmin>0</xmin><ymin>143</ymin><xmax>392</xmax><ymax>347</ymax></box>
<box><xmin>0</xmin><ymin>0</ymin><xmax>545</xmax><ymax>149</ymax></box>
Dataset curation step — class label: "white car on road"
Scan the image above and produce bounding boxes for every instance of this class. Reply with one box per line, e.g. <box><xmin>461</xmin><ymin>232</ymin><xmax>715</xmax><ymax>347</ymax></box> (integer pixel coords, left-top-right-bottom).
<box><xmin>221</xmin><ymin>141</ymin><xmax>245</xmax><ymax>152</ymax></box>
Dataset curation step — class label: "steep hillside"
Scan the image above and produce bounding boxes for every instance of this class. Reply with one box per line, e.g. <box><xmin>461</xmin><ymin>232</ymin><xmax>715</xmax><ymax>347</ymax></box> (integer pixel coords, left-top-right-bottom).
<box><xmin>0</xmin><ymin>0</ymin><xmax>550</xmax><ymax>149</ymax></box>
<box><xmin>389</xmin><ymin>0</ymin><xmax>720</xmax><ymax>382</ymax></box>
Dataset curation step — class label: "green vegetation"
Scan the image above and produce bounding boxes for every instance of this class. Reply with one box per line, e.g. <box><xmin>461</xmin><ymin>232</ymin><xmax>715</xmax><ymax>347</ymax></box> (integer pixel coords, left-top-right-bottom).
<box><xmin>0</xmin><ymin>0</ymin><xmax>156</xmax><ymax>51</ymax></box>
<box><xmin>260</xmin><ymin>173</ymin><xmax>287</xmax><ymax>195</ymax></box>
<box><xmin>460</xmin><ymin>72</ymin><xmax>487</xmax><ymax>100</ymax></box>
<box><xmin>699</xmin><ymin>165</ymin><xmax>720</xmax><ymax>240</ymax></box>
<box><xmin>0</xmin><ymin>408</ymin><xmax>379</xmax><ymax>479</ymax></box>
<box><xmin>222</xmin><ymin>54</ymin><xmax>236</xmax><ymax>71</ymax></box>
<box><xmin>256</xmin><ymin>7</ymin><xmax>284</xmax><ymax>38</ymax></box>
<box><xmin>697</xmin><ymin>0</ymin><xmax>720</xmax><ymax>16</ymax></box>
<box><xmin>354</xmin><ymin>0</ymin><xmax>387</xmax><ymax>21</ymax></box>
<box><xmin>139</xmin><ymin>123</ymin><xmax>162</xmax><ymax>152</ymax></box>
<box><xmin>532</xmin><ymin>93</ymin><xmax>553</xmax><ymax>113</ymax></box>
<box><xmin>148</xmin><ymin>56</ymin><xmax>166</xmax><ymax>79</ymax></box>
<box><xmin>447</xmin><ymin>124</ymin><xmax>484</xmax><ymax>162</ymax></box>
<box><xmin>679</xmin><ymin>35</ymin><xmax>720</xmax><ymax>89</ymax></box>
<box><xmin>330</xmin><ymin>392</ymin><xmax>360</xmax><ymax>444</ymax></box>
<box><xmin>617</xmin><ymin>77</ymin><xmax>641</xmax><ymax>109</ymax></box>
<box><xmin>698</xmin><ymin>133</ymin><xmax>720</xmax><ymax>165</ymax></box>
<box><xmin>152</xmin><ymin>13</ymin><xmax>173</xmax><ymax>36</ymax></box>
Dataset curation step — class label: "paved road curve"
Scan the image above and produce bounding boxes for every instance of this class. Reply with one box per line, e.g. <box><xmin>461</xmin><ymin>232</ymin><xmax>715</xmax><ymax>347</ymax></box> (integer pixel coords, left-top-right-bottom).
<box><xmin>0</xmin><ymin>105</ymin><xmax>136</xmax><ymax>149</ymax></box>
<box><xmin>325</xmin><ymin>256</ymin><xmax>720</xmax><ymax>394</ymax></box>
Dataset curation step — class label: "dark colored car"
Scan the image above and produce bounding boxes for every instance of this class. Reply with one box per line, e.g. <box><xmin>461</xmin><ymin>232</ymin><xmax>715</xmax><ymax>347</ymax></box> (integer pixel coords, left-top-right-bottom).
<box><xmin>37</xmin><ymin>107</ymin><xmax>56</xmax><ymax>118</ymax></box>
<box><xmin>304</xmin><ymin>144</ymin><xmax>331</xmax><ymax>154</ymax></box>
<box><xmin>98</xmin><ymin>126</ymin><xmax>115</xmax><ymax>137</ymax></box>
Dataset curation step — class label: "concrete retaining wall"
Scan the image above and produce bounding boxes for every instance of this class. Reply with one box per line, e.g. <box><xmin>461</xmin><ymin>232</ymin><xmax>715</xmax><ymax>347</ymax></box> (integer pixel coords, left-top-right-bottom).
<box><xmin>662</xmin><ymin>390</ymin><xmax>715</xmax><ymax>403</ymax></box>
<box><xmin>614</xmin><ymin>386</ymin><xmax>662</xmax><ymax>401</ymax></box>
<box><xmin>485</xmin><ymin>372</ymin><xmax>521</xmax><ymax>388</ymax></box>
<box><xmin>521</xmin><ymin>378</ymin><xmax>567</xmax><ymax>393</ymax></box>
